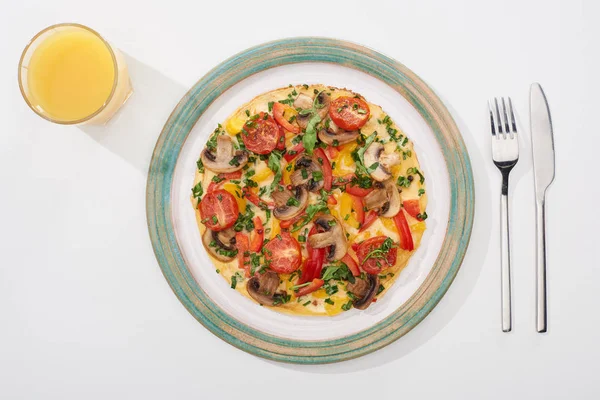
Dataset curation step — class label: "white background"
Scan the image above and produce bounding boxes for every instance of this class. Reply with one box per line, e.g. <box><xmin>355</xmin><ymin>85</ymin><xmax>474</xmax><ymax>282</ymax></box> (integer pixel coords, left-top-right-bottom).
<box><xmin>1</xmin><ymin>0</ymin><xmax>598</xmax><ymax>398</ymax></box>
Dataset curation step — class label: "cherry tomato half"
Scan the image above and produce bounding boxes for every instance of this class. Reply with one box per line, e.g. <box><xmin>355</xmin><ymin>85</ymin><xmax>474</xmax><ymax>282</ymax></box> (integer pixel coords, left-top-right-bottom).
<box><xmin>263</xmin><ymin>231</ymin><xmax>302</xmax><ymax>274</ymax></box>
<box><xmin>241</xmin><ymin>112</ymin><xmax>279</xmax><ymax>154</ymax></box>
<box><xmin>356</xmin><ymin>236</ymin><xmax>398</xmax><ymax>275</ymax></box>
<box><xmin>329</xmin><ymin>96</ymin><xmax>370</xmax><ymax>131</ymax></box>
<box><xmin>199</xmin><ymin>189</ymin><xmax>239</xmax><ymax>231</ymax></box>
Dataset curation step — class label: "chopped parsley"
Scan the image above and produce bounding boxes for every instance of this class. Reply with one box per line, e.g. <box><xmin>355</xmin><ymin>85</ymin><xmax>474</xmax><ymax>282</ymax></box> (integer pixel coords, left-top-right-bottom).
<box><xmin>191</xmin><ymin>182</ymin><xmax>203</xmax><ymax>199</ymax></box>
<box><xmin>352</xmin><ymin>132</ymin><xmax>377</xmax><ymax>176</ymax></box>
<box><xmin>273</xmin><ymin>292</ymin><xmax>291</xmax><ymax>305</ymax></box>
<box><xmin>196</xmin><ymin>158</ymin><xmax>205</xmax><ymax>173</ymax></box>
<box><xmin>407</xmin><ymin>167</ymin><xmax>425</xmax><ymax>184</ymax></box>
<box><xmin>234</xmin><ymin>206</ymin><xmax>256</xmax><ymax>232</ymax></box>
<box><xmin>267</xmin><ymin>150</ymin><xmax>284</xmax><ymax>193</ymax></box>
<box><xmin>230</xmin><ymin>272</ymin><xmax>244</xmax><ymax>289</ymax></box>
<box><xmin>290</xmin><ymin>201</ymin><xmax>330</xmax><ymax>232</ymax></box>
<box><xmin>397</xmin><ymin>175</ymin><xmax>411</xmax><ymax>188</ymax></box>
<box><xmin>321</xmin><ymin>263</ymin><xmax>355</xmax><ymax>283</ymax></box>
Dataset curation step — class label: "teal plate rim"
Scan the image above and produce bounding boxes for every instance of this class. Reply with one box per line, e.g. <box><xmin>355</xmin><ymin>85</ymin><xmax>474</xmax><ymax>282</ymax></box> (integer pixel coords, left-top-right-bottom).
<box><xmin>146</xmin><ymin>37</ymin><xmax>475</xmax><ymax>364</ymax></box>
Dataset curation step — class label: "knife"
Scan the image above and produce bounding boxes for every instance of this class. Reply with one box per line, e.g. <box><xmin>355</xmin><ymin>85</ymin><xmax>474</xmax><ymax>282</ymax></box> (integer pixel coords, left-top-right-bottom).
<box><xmin>530</xmin><ymin>83</ymin><xmax>555</xmax><ymax>333</ymax></box>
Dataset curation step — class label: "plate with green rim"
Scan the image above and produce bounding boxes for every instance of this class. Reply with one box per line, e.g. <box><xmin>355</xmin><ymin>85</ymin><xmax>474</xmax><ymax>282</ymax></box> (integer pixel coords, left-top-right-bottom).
<box><xmin>146</xmin><ymin>37</ymin><xmax>474</xmax><ymax>364</ymax></box>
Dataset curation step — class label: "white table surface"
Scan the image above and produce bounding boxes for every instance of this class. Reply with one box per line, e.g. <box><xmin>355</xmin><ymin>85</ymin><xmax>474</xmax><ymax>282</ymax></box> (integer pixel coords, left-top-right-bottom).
<box><xmin>2</xmin><ymin>0</ymin><xmax>599</xmax><ymax>398</ymax></box>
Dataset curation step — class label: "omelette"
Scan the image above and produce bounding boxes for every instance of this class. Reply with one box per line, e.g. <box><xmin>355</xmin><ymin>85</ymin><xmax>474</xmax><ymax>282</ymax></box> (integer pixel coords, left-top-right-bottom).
<box><xmin>191</xmin><ymin>85</ymin><xmax>427</xmax><ymax>316</ymax></box>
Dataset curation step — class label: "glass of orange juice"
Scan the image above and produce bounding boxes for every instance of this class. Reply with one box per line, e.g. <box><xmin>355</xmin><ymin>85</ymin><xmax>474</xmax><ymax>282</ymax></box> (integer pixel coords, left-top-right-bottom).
<box><xmin>18</xmin><ymin>23</ymin><xmax>133</xmax><ymax>125</ymax></box>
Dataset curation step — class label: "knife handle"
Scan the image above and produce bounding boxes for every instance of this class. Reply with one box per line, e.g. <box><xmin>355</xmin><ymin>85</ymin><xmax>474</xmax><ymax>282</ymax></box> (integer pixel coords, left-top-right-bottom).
<box><xmin>500</xmin><ymin>188</ymin><xmax>512</xmax><ymax>332</ymax></box>
<box><xmin>536</xmin><ymin>197</ymin><xmax>548</xmax><ymax>332</ymax></box>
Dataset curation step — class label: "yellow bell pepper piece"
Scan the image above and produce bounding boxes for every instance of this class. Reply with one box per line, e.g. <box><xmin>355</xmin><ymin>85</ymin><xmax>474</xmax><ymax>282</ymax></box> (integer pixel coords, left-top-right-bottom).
<box><xmin>332</xmin><ymin>143</ymin><xmax>357</xmax><ymax>176</ymax></box>
<box><xmin>270</xmin><ymin>220</ymin><xmax>281</xmax><ymax>240</ymax></box>
<box><xmin>253</xmin><ymin>167</ymin><xmax>273</xmax><ymax>184</ymax></box>
<box><xmin>225</xmin><ymin>113</ymin><xmax>247</xmax><ymax>135</ymax></box>
<box><xmin>339</xmin><ymin>192</ymin><xmax>360</xmax><ymax>229</ymax></box>
<box><xmin>222</xmin><ymin>182</ymin><xmax>245</xmax><ymax>214</ymax></box>
<box><xmin>411</xmin><ymin>221</ymin><xmax>426</xmax><ymax>233</ymax></box>
<box><xmin>324</xmin><ymin>295</ymin><xmax>347</xmax><ymax>316</ymax></box>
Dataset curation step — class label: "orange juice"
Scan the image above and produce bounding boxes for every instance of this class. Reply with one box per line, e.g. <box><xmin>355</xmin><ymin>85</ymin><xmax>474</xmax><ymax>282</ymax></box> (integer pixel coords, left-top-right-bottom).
<box><xmin>27</xmin><ymin>29</ymin><xmax>115</xmax><ymax>121</ymax></box>
<box><xmin>19</xmin><ymin>24</ymin><xmax>132</xmax><ymax>125</ymax></box>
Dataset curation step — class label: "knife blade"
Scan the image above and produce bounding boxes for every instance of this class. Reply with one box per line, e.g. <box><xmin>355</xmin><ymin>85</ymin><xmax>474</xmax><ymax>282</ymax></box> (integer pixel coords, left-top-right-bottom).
<box><xmin>530</xmin><ymin>83</ymin><xmax>555</xmax><ymax>198</ymax></box>
<box><xmin>530</xmin><ymin>82</ymin><xmax>555</xmax><ymax>333</ymax></box>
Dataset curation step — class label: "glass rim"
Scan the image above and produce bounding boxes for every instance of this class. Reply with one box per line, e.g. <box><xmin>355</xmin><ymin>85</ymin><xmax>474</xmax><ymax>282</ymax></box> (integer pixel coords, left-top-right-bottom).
<box><xmin>17</xmin><ymin>23</ymin><xmax>119</xmax><ymax>125</ymax></box>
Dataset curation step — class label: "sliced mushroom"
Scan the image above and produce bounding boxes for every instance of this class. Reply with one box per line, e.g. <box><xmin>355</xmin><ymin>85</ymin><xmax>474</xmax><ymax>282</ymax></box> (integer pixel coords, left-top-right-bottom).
<box><xmin>202</xmin><ymin>228</ymin><xmax>237</xmax><ymax>262</ymax></box>
<box><xmin>290</xmin><ymin>156</ymin><xmax>324</xmax><ymax>192</ymax></box>
<box><xmin>293</xmin><ymin>92</ymin><xmax>331</xmax><ymax>130</ymax></box>
<box><xmin>247</xmin><ymin>271</ymin><xmax>286</xmax><ymax>306</ymax></box>
<box><xmin>381</xmin><ymin>180</ymin><xmax>401</xmax><ymax>218</ymax></box>
<box><xmin>364</xmin><ymin>184</ymin><xmax>388</xmax><ymax>212</ymax></box>
<box><xmin>318</xmin><ymin>129</ymin><xmax>359</xmax><ymax>146</ymax></box>
<box><xmin>346</xmin><ymin>274</ymin><xmax>380</xmax><ymax>310</ymax></box>
<box><xmin>314</xmin><ymin>91</ymin><xmax>331</xmax><ymax>119</ymax></box>
<box><xmin>294</xmin><ymin>94</ymin><xmax>314</xmax><ymax>129</ymax></box>
<box><xmin>201</xmin><ymin>135</ymin><xmax>248</xmax><ymax>173</ymax></box>
<box><xmin>307</xmin><ymin>215</ymin><xmax>347</xmax><ymax>261</ymax></box>
<box><xmin>363</xmin><ymin>142</ymin><xmax>401</xmax><ymax>181</ymax></box>
<box><xmin>326</xmin><ymin>118</ymin><xmax>340</xmax><ymax>134</ymax></box>
<box><xmin>271</xmin><ymin>186</ymin><xmax>309</xmax><ymax>220</ymax></box>
<box><xmin>363</xmin><ymin>180</ymin><xmax>401</xmax><ymax>218</ymax></box>
<box><xmin>293</xmin><ymin>93</ymin><xmax>313</xmax><ymax>109</ymax></box>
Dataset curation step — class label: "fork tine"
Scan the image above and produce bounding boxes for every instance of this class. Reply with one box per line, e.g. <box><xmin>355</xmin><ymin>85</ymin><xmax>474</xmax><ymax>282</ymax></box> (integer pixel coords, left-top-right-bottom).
<box><xmin>494</xmin><ymin>98</ymin><xmax>504</xmax><ymax>137</ymax></box>
<box><xmin>488</xmin><ymin>100</ymin><xmax>497</xmax><ymax>136</ymax></box>
<box><xmin>507</xmin><ymin>97</ymin><xmax>517</xmax><ymax>135</ymax></box>
<box><xmin>501</xmin><ymin>98</ymin><xmax>510</xmax><ymax>135</ymax></box>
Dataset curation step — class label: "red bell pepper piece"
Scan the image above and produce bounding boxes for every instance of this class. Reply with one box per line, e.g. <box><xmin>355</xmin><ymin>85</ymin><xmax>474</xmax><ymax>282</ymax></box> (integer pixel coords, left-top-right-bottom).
<box><xmin>249</xmin><ymin>217</ymin><xmax>264</xmax><ymax>252</ymax></box>
<box><xmin>279</xmin><ymin>213</ymin><xmax>305</xmax><ymax>229</ymax></box>
<box><xmin>340</xmin><ymin>253</ymin><xmax>360</xmax><ymax>277</ymax></box>
<box><xmin>327</xmin><ymin>194</ymin><xmax>337</xmax><ymax>205</ymax></box>
<box><xmin>283</xmin><ymin>143</ymin><xmax>304</xmax><ymax>162</ymax></box>
<box><xmin>206</xmin><ymin>171</ymin><xmax>242</xmax><ymax>193</ymax></box>
<box><xmin>299</xmin><ymin>232</ymin><xmax>323</xmax><ymax>285</ymax></box>
<box><xmin>298</xmin><ymin>259</ymin><xmax>314</xmax><ymax>285</ymax></box>
<box><xmin>345</xmin><ymin>182</ymin><xmax>374</xmax><ymax>197</ymax></box>
<box><xmin>273</xmin><ymin>102</ymin><xmax>301</xmax><ymax>134</ymax></box>
<box><xmin>359</xmin><ymin>210</ymin><xmax>379</xmax><ymax>233</ymax></box>
<box><xmin>350</xmin><ymin>194</ymin><xmax>365</xmax><ymax>225</ymax></box>
<box><xmin>242</xmin><ymin>187</ymin><xmax>274</xmax><ymax>210</ymax></box>
<box><xmin>393</xmin><ymin>210</ymin><xmax>414</xmax><ymax>251</ymax></box>
<box><xmin>403</xmin><ymin>199</ymin><xmax>422</xmax><ymax>220</ymax></box>
<box><xmin>219</xmin><ymin>171</ymin><xmax>242</xmax><ymax>180</ymax></box>
<box><xmin>235</xmin><ymin>232</ymin><xmax>251</xmax><ymax>277</ymax></box>
<box><xmin>325</xmin><ymin>146</ymin><xmax>339</xmax><ymax>159</ymax></box>
<box><xmin>305</xmin><ymin>226</ymin><xmax>318</xmax><ymax>255</ymax></box>
<box><xmin>310</xmin><ymin>247</ymin><xmax>326</xmax><ymax>281</ymax></box>
<box><xmin>313</xmin><ymin>148</ymin><xmax>332</xmax><ymax>191</ymax></box>
<box><xmin>276</xmin><ymin>125</ymin><xmax>287</xmax><ymax>151</ymax></box>
<box><xmin>295</xmin><ymin>279</ymin><xmax>325</xmax><ymax>297</ymax></box>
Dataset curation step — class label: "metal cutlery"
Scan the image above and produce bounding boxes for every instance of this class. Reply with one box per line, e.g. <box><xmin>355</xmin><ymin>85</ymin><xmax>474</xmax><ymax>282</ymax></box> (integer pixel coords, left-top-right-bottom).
<box><xmin>489</xmin><ymin>97</ymin><xmax>519</xmax><ymax>332</ymax></box>
<box><xmin>530</xmin><ymin>83</ymin><xmax>555</xmax><ymax>333</ymax></box>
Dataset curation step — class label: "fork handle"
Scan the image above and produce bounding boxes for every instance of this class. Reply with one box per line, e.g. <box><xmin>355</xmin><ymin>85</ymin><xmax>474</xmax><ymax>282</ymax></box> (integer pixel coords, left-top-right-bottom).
<box><xmin>536</xmin><ymin>197</ymin><xmax>548</xmax><ymax>332</ymax></box>
<box><xmin>500</xmin><ymin>173</ymin><xmax>512</xmax><ymax>332</ymax></box>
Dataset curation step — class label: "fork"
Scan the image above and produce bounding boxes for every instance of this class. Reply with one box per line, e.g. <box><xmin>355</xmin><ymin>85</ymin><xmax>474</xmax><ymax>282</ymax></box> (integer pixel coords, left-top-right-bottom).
<box><xmin>489</xmin><ymin>97</ymin><xmax>519</xmax><ymax>332</ymax></box>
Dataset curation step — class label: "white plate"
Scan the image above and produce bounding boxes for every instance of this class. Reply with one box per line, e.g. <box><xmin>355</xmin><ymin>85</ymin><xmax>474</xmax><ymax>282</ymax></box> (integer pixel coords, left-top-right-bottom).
<box><xmin>171</xmin><ymin>62</ymin><xmax>450</xmax><ymax>341</ymax></box>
